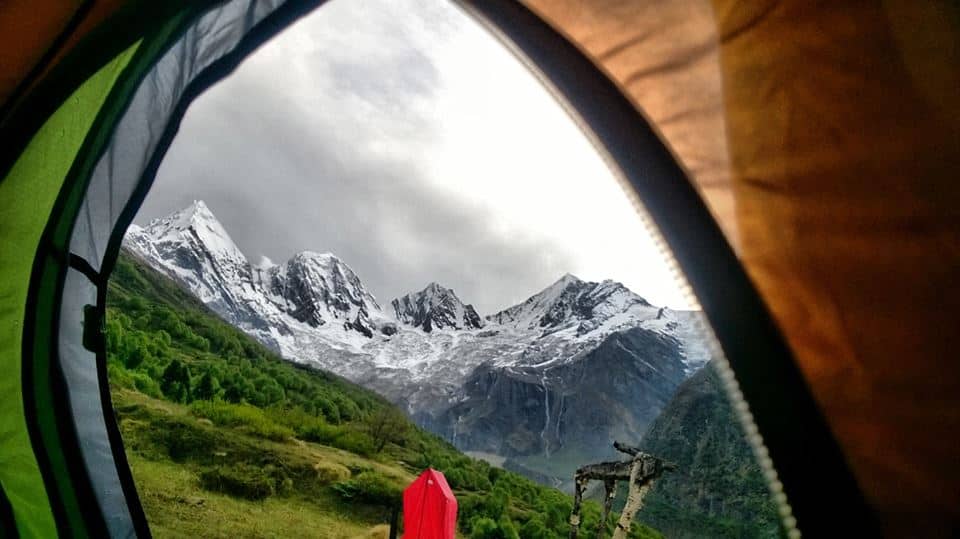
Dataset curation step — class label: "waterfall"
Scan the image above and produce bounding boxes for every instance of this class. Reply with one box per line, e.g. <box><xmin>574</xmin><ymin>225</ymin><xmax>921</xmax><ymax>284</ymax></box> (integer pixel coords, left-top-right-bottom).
<box><xmin>554</xmin><ymin>392</ymin><xmax>564</xmax><ymax>449</ymax></box>
<box><xmin>541</xmin><ymin>371</ymin><xmax>551</xmax><ymax>458</ymax></box>
<box><xmin>452</xmin><ymin>414</ymin><xmax>461</xmax><ymax>446</ymax></box>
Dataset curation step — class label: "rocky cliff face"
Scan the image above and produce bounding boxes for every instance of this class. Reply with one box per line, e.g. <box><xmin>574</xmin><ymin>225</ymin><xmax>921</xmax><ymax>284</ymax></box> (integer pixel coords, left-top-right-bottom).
<box><xmin>267</xmin><ymin>251</ymin><xmax>382</xmax><ymax>337</ymax></box>
<box><xmin>442</xmin><ymin>327</ymin><xmax>687</xmax><ymax>463</ymax></box>
<box><xmin>124</xmin><ymin>201</ymin><xmax>714</xmax><ymax>486</ymax></box>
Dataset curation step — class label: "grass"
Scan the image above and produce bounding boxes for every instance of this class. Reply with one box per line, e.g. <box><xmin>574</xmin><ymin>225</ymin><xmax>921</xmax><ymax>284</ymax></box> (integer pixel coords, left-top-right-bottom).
<box><xmin>130</xmin><ymin>457</ymin><xmax>374</xmax><ymax>539</ymax></box>
<box><xmin>116</xmin><ymin>389</ymin><xmax>407</xmax><ymax>538</ymax></box>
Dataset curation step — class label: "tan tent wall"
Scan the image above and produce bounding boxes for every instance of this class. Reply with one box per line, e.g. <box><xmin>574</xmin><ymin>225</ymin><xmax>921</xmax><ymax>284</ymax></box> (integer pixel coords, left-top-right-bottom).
<box><xmin>525</xmin><ymin>1</ymin><xmax>960</xmax><ymax>535</ymax></box>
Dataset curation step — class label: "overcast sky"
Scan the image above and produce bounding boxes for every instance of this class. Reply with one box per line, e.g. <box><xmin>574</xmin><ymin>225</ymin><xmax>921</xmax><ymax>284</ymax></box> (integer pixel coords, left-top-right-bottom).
<box><xmin>134</xmin><ymin>0</ymin><xmax>694</xmax><ymax>314</ymax></box>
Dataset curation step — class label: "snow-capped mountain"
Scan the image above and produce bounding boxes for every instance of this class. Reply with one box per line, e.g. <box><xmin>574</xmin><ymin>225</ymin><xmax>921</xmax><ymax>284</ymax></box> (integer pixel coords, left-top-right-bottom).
<box><xmin>266</xmin><ymin>251</ymin><xmax>384</xmax><ymax>336</ymax></box>
<box><xmin>392</xmin><ymin>282</ymin><xmax>483</xmax><ymax>332</ymax></box>
<box><xmin>123</xmin><ymin>201</ymin><xmax>713</xmax><ymax>486</ymax></box>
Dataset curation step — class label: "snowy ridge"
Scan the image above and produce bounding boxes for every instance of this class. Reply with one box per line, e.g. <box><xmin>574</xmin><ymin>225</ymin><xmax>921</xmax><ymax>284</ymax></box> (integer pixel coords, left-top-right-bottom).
<box><xmin>124</xmin><ymin>201</ymin><xmax>710</xmax><ymax>383</ymax></box>
<box><xmin>123</xmin><ymin>201</ymin><xmax>713</xmax><ymax>473</ymax></box>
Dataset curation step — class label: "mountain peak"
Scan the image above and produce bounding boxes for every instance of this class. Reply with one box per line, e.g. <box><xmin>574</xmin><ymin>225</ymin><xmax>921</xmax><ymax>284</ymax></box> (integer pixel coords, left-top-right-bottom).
<box><xmin>488</xmin><ymin>273</ymin><xmax>654</xmax><ymax>331</ymax></box>
<box><xmin>392</xmin><ymin>282</ymin><xmax>483</xmax><ymax>333</ymax></box>
<box><xmin>174</xmin><ymin>199</ymin><xmax>217</xmax><ymax>226</ymax></box>
<box><xmin>276</xmin><ymin>250</ymin><xmax>382</xmax><ymax>329</ymax></box>
<box><xmin>130</xmin><ymin>199</ymin><xmax>242</xmax><ymax>262</ymax></box>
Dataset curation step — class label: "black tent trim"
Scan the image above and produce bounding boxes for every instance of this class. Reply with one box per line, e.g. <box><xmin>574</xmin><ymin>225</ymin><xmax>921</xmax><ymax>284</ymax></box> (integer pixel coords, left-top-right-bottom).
<box><xmin>0</xmin><ymin>484</ymin><xmax>18</xmax><ymax>539</ymax></box>
<box><xmin>463</xmin><ymin>1</ymin><xmax>878</xmax><ymax>535</ymax></box>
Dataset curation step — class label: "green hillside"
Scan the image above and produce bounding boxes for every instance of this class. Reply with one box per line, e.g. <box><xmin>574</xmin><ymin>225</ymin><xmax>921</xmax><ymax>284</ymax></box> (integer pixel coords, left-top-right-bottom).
<box><xmin>106</xmin><ymin>251</ymin><xmax>663</xmax><ymax>538</ymax></box>
<box><xmin>637</xmin><ymin>362</ymin><xmax>780</xmax><ymax>538</ymax></box>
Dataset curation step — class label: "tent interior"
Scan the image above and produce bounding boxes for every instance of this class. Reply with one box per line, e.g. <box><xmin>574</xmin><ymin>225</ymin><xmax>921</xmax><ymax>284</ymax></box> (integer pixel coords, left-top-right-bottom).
<box><xmin>1</xmin><ymin>1</ymin><xmax>958</xmax><ymax>537</ymax></box>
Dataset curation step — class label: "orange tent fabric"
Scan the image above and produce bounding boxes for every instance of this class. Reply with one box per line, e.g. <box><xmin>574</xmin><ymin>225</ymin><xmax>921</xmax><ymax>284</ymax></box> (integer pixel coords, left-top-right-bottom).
<box><xmin>524</xmin><ymin>2</ymin><xmax>960</xmax><ymax>535</ymax></box>
<box><xmin>402</xmin><ymin>469</ymin><xmax>458</xmax><ymax>539</ymax></box>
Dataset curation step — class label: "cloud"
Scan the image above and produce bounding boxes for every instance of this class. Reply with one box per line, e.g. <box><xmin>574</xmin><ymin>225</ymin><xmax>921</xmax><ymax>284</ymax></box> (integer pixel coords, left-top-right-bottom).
<box><xmin>136</xmin><ymin>0</ymin><xmax>692</xmax><ymax>313</ymax></box>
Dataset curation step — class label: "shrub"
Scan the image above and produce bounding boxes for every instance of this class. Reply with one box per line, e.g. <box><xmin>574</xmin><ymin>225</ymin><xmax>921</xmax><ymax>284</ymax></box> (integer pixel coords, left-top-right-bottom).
<box><xmin>519</xmin><ymin>516</ymin><xmax>557</xmax><ymax>539</ymax></box>
<box><xmin>108</xmin><ymin>363</ymin><xmax>134</xmax><ymax>389</ymax></box>
<box><xmin>189</xmin><ymin>400</ymin><xmax>293</xmax><ymax>441</ymax></box>
<box><xmin>199</xmin><ymin>465</ymin><xmax>274</xmax><ymax>500</ymax></box>
<box><xmin>131</xmin><ymin>371</ymin><xmax>162</xmax><ymax>398</ymax></box>
<box><xmin>470</xmin><ymin>517</ymin><xmax>501</xmax><ymax>539</ymax></box>
<box><xmin>313</xmin><ymin>461</ymin><xmax>351</xmax><ymax>485</ymax></box>
<box><xmin>499</xmin><ymin>517</ymin><xmax>520</xmax><ymax>539</ymax></box>
<box><xmin>160</xmin><ymin>359</ymin><xmax>191</xmax><ymax>403</ymax></box>
<box><xmin>150</xmin><ymin>416</ymin><xmax>220</xmax><ymax>462</ymax></box>
<box><xmin>297</xmin><ymin>421</ymin><xmax>343</xmax><ymax>445</ymax></box>
<box><xmin>331</xmin><ymin>430</ymin><xmax>376</xmax><ymax>457</ymax></box>
<box><xmin>331</xmin><ymin>471</ymin><xmax>401</xmax><ymax>506</ymax></box>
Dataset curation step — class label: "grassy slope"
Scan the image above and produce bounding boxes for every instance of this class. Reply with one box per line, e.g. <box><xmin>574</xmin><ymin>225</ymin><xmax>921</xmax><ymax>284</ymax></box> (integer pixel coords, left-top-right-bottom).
<box><xmin>107</xmin><ymin>251</ymin><xmax>662</xmax><ymax>538</ymax></box>
<box><xmin>115</xmin><ymin>390</ymin><xmax>403</xmax><ymax>538</ymax></box>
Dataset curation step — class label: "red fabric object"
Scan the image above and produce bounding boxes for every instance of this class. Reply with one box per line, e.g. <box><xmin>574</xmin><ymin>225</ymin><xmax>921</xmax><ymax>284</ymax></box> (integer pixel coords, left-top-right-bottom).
<box><xmin>402</xmin><ymin>468</ymin><xmax>458</xmax><ymax>539</ymax></box>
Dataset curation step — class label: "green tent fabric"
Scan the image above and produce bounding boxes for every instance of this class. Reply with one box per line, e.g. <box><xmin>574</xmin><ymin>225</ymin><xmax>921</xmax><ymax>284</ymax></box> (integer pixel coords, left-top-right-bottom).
<box><xmin>0</xmin><ymin>43</ymin><xmax>139</xmax><ymax>539</ymax></box>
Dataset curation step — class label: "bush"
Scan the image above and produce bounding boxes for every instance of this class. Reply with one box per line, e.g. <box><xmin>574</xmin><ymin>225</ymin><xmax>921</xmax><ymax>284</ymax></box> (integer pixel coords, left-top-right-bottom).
<box><xmin>298</xmin><ymin>421</ymin><xmax>343</xmax><ymax>445</ymax></box>
<box><xmin>199</xmin><ymin>465</ymin><xmax>275</xmax><ymax>500</ymax></box>
<box><xmin>190</xmin><ymin>401</ymin><xmax>293</xmax><ymax>441</ymax></box>
<box><xmin>131</xmin><ymin>371</ymin><xmax>162</xmax><ymax>398</ymax></box>
<box><xmin>314</xmin><ymin>461</ymin><xmax>351</xmax><ymax>485</ymax></box>
<box><xmin>149</xmin><ymin>416</ymin><xmax>220</xmax><ymax>462</ymax></box>
<box><xmin>519</xmin><ymin>516</ymin><xmax>557</xmax><ymax>539</ymax></box>
<box><xmin>331</xmin><ymin>430</ymin><xmax>376</xmax><ymax>457</ymax></box>
<box><xmin>331</xmin><ymin>471</ymin><xmax>401</xmax><ymax>506</ymax></box>
<box><xmin>108</xmin><ymin>363</ymin><xmax>134</xmax><ymax>389</ymax></box>
<box><xmin>160</xmin><ymin>359</ymin><xmax>191</xmax><ymax>403</ymax></box>
<box><xmin>470</xmin><ymin>517</ymin><xmax>500</xmax><ymax>539</ymax></box>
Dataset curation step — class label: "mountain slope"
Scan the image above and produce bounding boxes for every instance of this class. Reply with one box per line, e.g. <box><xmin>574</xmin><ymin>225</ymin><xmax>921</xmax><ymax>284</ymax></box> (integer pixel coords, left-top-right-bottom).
<box><xmin>106</xmin><ymin>251</ymin><xmax>664</xmax><ymax>538</ymax></box>
<box><xmin>637</xmin><ymin>361</ymin><xmax>780</xmax><ymax>538</ymax></box>
<box><xmin>123</xmin><ymin>201</ymin><xmax>713</xmax><ymax>487</ymax></box>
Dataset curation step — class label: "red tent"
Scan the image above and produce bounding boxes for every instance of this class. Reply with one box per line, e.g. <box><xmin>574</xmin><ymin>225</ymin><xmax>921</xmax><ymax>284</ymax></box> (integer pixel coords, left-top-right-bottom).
<box><xmin>402</xmin><ymin>469</ymin><xmax>458</xmax><ymax>539</ymax></box>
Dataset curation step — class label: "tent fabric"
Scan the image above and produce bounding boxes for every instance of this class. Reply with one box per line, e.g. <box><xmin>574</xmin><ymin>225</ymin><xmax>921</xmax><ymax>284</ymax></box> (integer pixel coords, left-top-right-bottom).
<box><xmin>58</xmin><ymin>266</ymin><xmax>133</xmax><ymax>537</ymax></box>
<box><xmin>0</xmin><ymin>0</ymin><xmax>957</xmax><ymax>537</ymax></box>
<box><xmin>0</xmin><ymin>3</ymin><xmax>216</xmax><ymax>173</ymax></box>
<box><xmin>403</xmin><ymin>469</ymin><xmax>457</xmax><ymax>539</ymax></box>
<box><xmin>61</xmin><ymin>2</ymin><xmax>296</xmax><ymax>534</ymax></box>
<box><xmin>1</xmin><ymin>1</ymin><xmax>308</xmax><ymax>535</ymax></box>
<box><xmin>525</xmin><ymin>1</ymin><xmax>960</xmax><ymax>534</ymax></box>
<box><xmin>0</xmin><ymin>44</ymin><xmax>138</xmax><ymax>538</ymax></box>
<box><xmin>0</xmin><ymin>0</ymin><xmax>85</xmax><ymax>108</ymax></box>
<box><xmin>523</xmin><ymin>0</ymin><xmax>734</xmax><ymax>246</ymax></box>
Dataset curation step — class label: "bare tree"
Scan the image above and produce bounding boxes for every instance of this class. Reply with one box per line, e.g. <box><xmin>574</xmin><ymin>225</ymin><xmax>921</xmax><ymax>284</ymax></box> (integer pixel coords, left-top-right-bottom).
<box><xmin>569</xmin><ymin>441</ymin><xmax>675</xmax><ymax>539</ymax></box>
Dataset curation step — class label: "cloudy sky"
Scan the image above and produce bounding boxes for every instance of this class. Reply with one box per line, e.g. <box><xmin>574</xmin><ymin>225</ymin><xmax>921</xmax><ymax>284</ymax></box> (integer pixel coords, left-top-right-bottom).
<box><xmin>135</xmin><ymin>0</ymin><xmax>693</xmax><ymax>314</ymax></box>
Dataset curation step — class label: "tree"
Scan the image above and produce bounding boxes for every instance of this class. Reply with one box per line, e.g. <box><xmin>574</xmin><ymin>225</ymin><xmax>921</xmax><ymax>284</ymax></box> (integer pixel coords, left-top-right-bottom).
<box><xmin>160</xmin><ymin>359</ymin><xmax>191</xmax><ymax>403</ymax></box>
<box><xmin>498</xmin><ymin>517</ymin><xmax>520</xmax><ymax>539</ymax></box>
<box><xmin>366</xmin><ymin>407</ymin><xmax>409</xmax><ymax>453</ymax></box>
<box><xmin>194</xmin><ymin>371</ymin><xmax>220</xmax><ymax>401</ymax></box>
<box><xmin>470</xmin><ymin>517</ymin><xmax>501</xmax><ymax>539</ymax></box>
<box><xmin>519</xmin><ymin>516</ymin><xmax>555</xmax><ymax>539</ymax></box>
